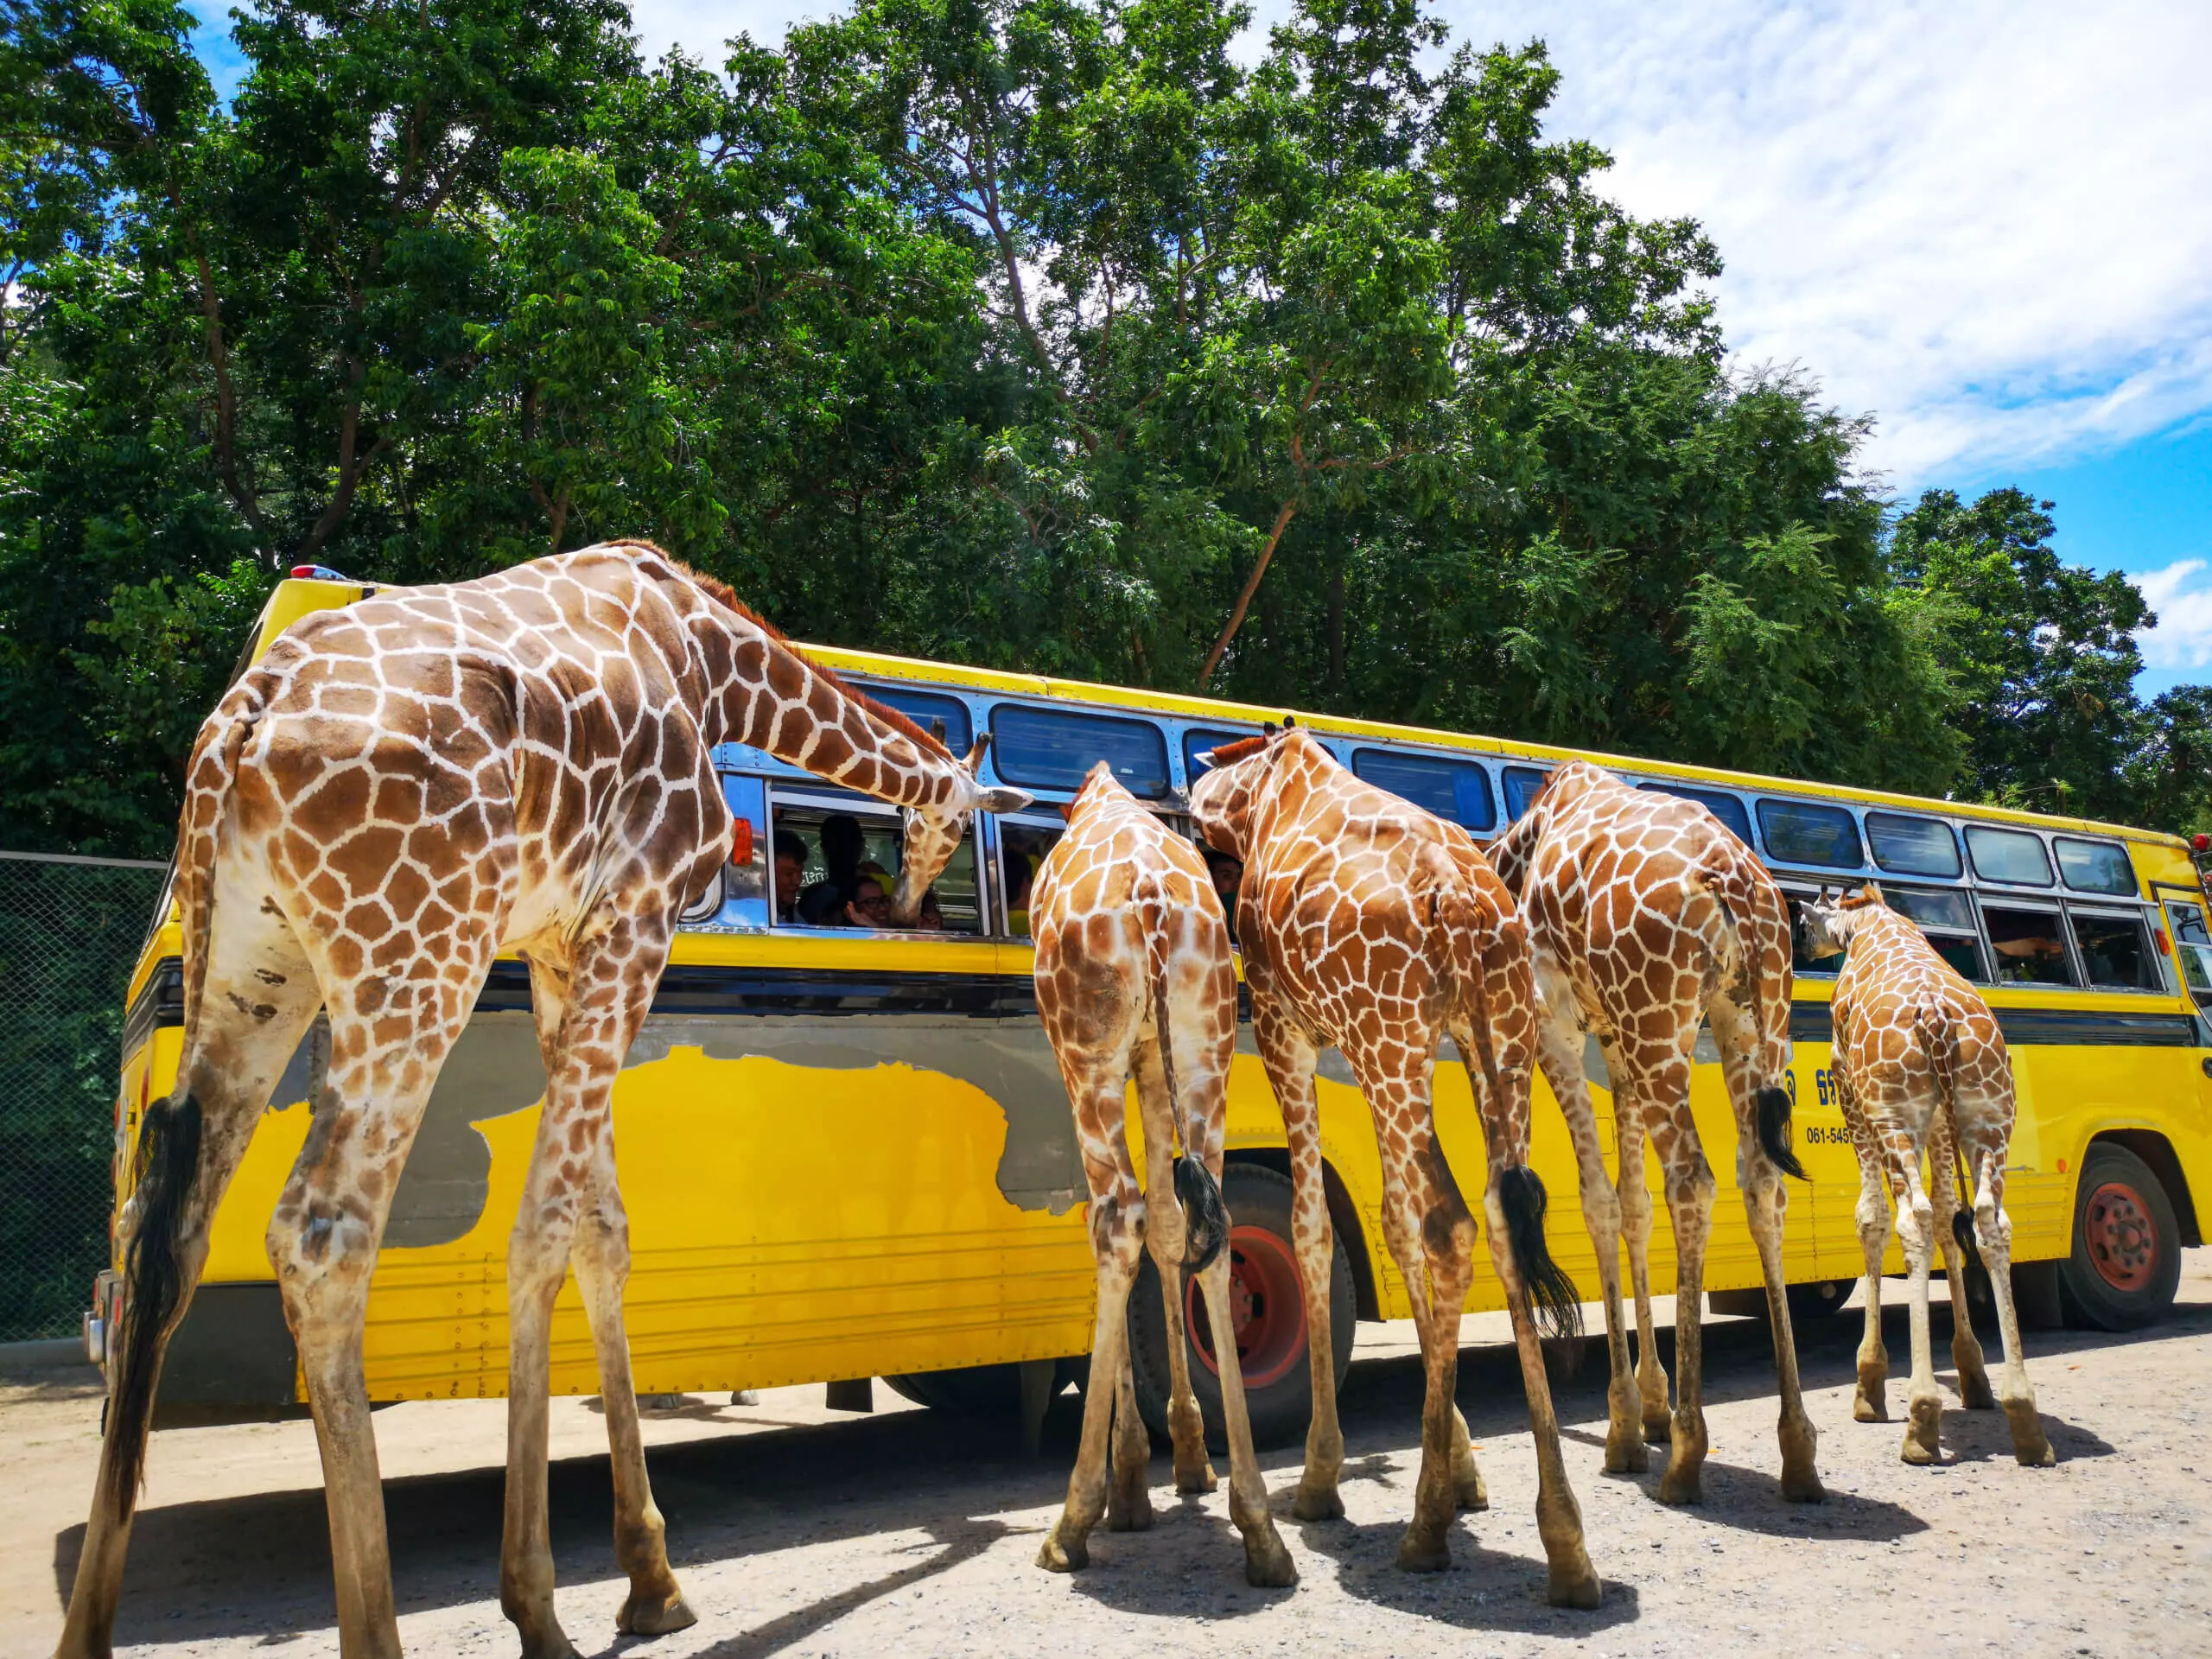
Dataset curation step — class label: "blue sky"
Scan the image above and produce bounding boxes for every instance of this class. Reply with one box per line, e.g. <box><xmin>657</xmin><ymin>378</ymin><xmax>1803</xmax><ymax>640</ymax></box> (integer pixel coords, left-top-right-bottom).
<box><xmin>186</xmin><ymin>1</ymin><xmax>2212</xmax><ymax>690</ymax></box>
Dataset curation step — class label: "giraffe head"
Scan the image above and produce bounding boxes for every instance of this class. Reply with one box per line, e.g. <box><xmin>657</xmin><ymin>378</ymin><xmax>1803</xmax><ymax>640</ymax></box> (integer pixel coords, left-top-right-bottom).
<box><xmin>1188</xmin><ymin>723</ymin><xmax>1297</xmax><ymax>858</ymax></box>
<box><xmin>890</xmin><ymin>730</ymin><xmax>1033</xmax><ymax>923</ymax></box>
<box><xmin>1796</xmin><ymin>881</ymin><xmax>1885</xmax><ymax>958</ymax></box>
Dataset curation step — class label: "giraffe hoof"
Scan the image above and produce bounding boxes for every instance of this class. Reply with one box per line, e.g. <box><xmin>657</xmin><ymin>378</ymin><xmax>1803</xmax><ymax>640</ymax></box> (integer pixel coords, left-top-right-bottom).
<box><xmin>1604</xmin><ymin>1424</ymin><xmax>1649</xmax><ymax>1474</ymax></box>
<box><xmin>618</xmin><ymin>1586</ymin><xmax>697</xmax><ymax>1637</ymax></box>
<box><xmin>1292</xmin><ymin>1484</ymin><xmax>1344</xmax><ymax>1522</ymax></box>
<box><xmin>1395</xmin><ymin>1529</ymin><xmax>1451</xmax><ymax>1573</ymax></box>
<box><xmin>1642</xmin><ymin>1414</ymin><xmax>1672</xmax><ymax>1446</ymax></box>
<box><xmin>1853</xmin><ymin>1389</ymin><xmax>1888</xmax><ymax>1423</ymax></box>
<box><xmin>1657</xmin><ymin>1467</ymin><xmax>1702</xmax><ymax>1505</ymax></box>
<box><xmin>1781</xmin><ymin>1465</ymin><xmax>1826</xmax><ymax>1503</ymax></box>
<box><xmin>1547</xmin><ymin>1561</ymin><xmax>1605</xmax><ymax>1611</ymax></box>
<box><xmin>1037</xmin><ymin>1529</ymin><xmax>1089</xmax><ymax>1572</ymax></box>
<box><xmin>1243</xmin><ymin>1529</ymin><xmax>1300</xmax><ymax>1588</ymax></box>
<box><xmin>1177</xmin><ymin>1462</ymin><xmax>1220</xmax><ymax>1496</ymax></box>
<box><xmin>1899</xmin><ymin>1435</ymin><xmax>1939</xmax><ymax>1466</ymax></box>
<box><xmin>519</xmin><ymin>1631</ymin><xmax>582</xmax><ymax>1659</ymax></box>
<box><xmin>1903</xmin><ymin>1395</ymin><xmax>1942</xmax><ymax>1465</ymax></box>
<box><xmin>2004</xmin><ymin>1399</ymin><xmax>2056</xmax><ymax>1466</ymax></box>
<box><xmin>1957</xmin><ymin>1371</ymin><xmax>1999</xmax><ymax>1412</ymax></box>
<box><xmin>1454</xmin><ymin>1469</ymin><xmax>1489</xmax><ymax>1511</ymax></box>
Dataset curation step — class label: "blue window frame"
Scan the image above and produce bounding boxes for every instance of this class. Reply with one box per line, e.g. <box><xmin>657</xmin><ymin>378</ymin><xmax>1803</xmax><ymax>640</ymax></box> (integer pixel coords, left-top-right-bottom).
<box><xmin>1965</xmin><ymin>824</ymin><xmax>2054</xmax><ymax>887</ymax></box>
<box><xmin>2055</xmin><ymin>836</ymin><xmax>2136</xmax><ymax>897</ymax></box>
<box><xmin>855</xmin><ymin>683</ymin><xmax>971</xmax><ymax>756</ymax></box>
<box><xmin>1351</xmin><ymin>748</ymin><xmax>1497</xmax><ymax>831</ymax></box>
<box><xmin>1182</xmin><ymin>727</ymin><xmax>1255</xmax><ymax>781</ymax></box>
<box><xmin>1503</xmin><ymin>766</ymin><xmax>1552</xmax><ymax>820</ymax></box>
<box><xmin>1641</xmin><ymin>782</ymin><xmax>1754</xmax><ymax>848</ymax></box>
<box><xmin>1866</xmin><ymin>810</ymin><xmax>1961</xmax><ymax>879</ymax></box>
<box><xmin>1756</xmin><ymin>798</ymin><xmax>1863</xmax><ymax>868</ymax></box>
<box><xmin>990</xmin><ymin>703</ymin><xmax>1171</xmax><ymax>798</ymax></box>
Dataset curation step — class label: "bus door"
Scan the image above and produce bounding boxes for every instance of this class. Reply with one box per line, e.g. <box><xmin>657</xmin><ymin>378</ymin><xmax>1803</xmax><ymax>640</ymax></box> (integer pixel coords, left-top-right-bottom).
<box><xmin>2152</xmin><ymin>885</ymin><xmax>2212</xmax><ymax>1121</ymax></box>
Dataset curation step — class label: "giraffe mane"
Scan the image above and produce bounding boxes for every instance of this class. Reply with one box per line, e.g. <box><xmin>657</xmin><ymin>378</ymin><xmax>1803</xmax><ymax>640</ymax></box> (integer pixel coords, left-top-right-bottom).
<box><xmin>1204</xmin><ymin>734</ymin><xmax>1271</xmax><ymax>766</ymax></box>
<box><xmin>629</xmin><ymin>545</ymin><xmax>954</xmax><ymax>761</ymax></box>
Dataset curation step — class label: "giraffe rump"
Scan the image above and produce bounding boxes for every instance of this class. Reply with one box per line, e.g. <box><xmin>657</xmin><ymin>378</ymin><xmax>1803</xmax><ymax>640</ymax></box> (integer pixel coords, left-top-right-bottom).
<box><xmin>106</xmin><ymin>1091</ymin><xmax>202</xmax><ymax>1506</ymax></box>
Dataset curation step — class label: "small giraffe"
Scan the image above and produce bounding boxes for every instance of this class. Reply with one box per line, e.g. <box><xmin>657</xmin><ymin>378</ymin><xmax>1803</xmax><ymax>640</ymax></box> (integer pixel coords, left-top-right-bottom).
<box><xmin>1030</xmin><ymin>763</ymin><xmax>1296</xmax><ymax>1586</ymax></box>
<box><xmin>1189</xmin><ymin>726</ymin><xmax>1599</xmax><ymax>1605</ymax></box>
<box><xmin>1798</xmin><ymin>885</ymin><xmax>2056</xmax><ymax>1467</ymax></box>
<box><xmin>57</xmin><ymin>542</ymin><xmax>1030</xmax><ymax>1659</ymax></box>
<box><xmin>1489</xmin><ymin>760</ymin><xmax>1822</xmax><ymax>1505</ymax></box>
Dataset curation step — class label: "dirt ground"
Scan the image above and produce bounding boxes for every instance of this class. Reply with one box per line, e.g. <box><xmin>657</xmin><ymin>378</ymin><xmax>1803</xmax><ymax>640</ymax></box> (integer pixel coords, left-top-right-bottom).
<box><xmin>6</xmin><ymin>1254</ymin><xmax>2209</xmax><ymax>1659</ymax></box>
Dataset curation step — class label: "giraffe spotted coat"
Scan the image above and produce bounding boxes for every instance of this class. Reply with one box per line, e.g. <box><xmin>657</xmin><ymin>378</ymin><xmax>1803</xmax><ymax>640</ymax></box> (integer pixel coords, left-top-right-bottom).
<box><xmin>59</xmin><ymin>542</ymin><xmax>1029</xmax><ymax>1659</ymax></box>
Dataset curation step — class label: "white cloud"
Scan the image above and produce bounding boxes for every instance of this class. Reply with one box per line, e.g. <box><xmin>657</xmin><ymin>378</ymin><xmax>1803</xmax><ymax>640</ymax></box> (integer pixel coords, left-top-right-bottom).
<box><xmin>628</xmin><ymin>0</ymin><xmax>2212</xmax><ymax>486</ymax></box>
<box><xmin>2137</xmin><ymin>558</ymin><xmax>2212</xmax><ymax>672</ymax></box>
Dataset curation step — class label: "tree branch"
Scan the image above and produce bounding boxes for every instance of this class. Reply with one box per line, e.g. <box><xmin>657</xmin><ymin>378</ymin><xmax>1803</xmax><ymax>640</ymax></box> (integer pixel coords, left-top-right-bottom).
<box><xmin>1198</xmin><ymin>496</ymin><xmax>1300</xmax><ymax>689</ymax></box>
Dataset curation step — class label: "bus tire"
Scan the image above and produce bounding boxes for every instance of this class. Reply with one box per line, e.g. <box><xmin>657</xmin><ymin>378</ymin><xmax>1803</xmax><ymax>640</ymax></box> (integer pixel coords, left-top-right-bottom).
<box><xmin>1127</xmin><ymin>1162</ymin><xmax>1355</xmax><ymax>1453</ymax></box>
<box><xmin>880</xmin><ymin>1357</ymin><xmax>1084</xmax><ymax>1416</ymax></box>
<box><xmin>2056</xmin><ymin>1141</ymin><xmax>2181</xmax><ymax>1331</ymax></box>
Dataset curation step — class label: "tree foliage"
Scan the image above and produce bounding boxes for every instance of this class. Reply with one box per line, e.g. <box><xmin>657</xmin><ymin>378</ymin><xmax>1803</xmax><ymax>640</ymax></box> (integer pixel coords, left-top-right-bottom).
<box><xmin>3</xmin><ymin>0</ymin><xmax>2207</xmax><ymax>858</ymax></box>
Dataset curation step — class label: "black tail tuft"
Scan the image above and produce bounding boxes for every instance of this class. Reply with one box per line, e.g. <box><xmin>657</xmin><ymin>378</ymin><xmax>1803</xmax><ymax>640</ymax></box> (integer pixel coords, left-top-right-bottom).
<box><xmin>106</xmin><ymin>1092</ymin><xmax>202</xmax><ymax>1507</ymax></box>
<box><xmin>1755</xmin><ymin>1085</ymin><xmax>1808</xmax><ymax>1181</ymax></box>
<box><xmin>1173</xmin><ymin>1155</ymin><xmax>1229</xmax><ymax>1275</ymax></box>
<box><xmin>1498</xmin><ymin>1166</ymin><xmax>1582</xmax><ymax>1341</ymax></box>
<box><xmin>1951</xmin><ymin>1206</ymin><xmax>1982</xmax><ymax>1274</ymax></box>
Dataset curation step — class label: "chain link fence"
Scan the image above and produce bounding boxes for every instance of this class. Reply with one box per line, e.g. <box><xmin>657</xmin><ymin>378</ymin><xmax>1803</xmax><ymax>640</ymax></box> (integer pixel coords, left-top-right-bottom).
<box><xmin>0</xmin><ymin>850</ymin><xmax>170</xmax><ymax>1343</ymax></box>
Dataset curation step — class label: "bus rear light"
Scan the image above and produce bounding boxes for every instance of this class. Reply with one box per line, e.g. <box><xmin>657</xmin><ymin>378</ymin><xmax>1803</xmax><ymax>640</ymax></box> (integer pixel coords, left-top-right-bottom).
<box><xmin>731</xmin><ymin>818</ymin><xmax>753</xmax><ymax>866</ymax></box>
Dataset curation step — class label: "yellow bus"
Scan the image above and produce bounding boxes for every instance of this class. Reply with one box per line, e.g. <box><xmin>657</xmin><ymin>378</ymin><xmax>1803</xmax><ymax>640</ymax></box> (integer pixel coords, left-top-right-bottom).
<box><xmin>97</xmin><ymin>571</ymin><xmax>2212</xmax><ymax>1446</ymax></box>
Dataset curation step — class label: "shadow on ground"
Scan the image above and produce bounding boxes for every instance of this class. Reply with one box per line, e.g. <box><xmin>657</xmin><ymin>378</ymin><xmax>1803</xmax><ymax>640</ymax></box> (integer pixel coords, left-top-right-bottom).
<box><xmin>52</xmin><ymin>1294</ymin><xmax>2203</xmax><ymax>1648</ymax></box>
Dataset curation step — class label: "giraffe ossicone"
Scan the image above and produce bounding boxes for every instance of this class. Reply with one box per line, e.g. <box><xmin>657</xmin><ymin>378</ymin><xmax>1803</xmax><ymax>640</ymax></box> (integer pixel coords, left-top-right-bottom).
<box><xmin>56</xmin><ymin>542</ymin><xmax>1027</xmax><ymax>1659</ymax></box>
<box><xmin>1799</xmin><ymin>884</ymin><xmax>2055</xmax><ymax>1468</ymax></box>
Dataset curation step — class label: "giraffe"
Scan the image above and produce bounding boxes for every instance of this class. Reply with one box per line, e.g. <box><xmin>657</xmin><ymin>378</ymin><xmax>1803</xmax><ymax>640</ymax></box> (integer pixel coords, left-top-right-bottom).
<box><xmin>1188</xmin><ymin>725</ymin><xmax>1600</xmax><ymax>1606</ymax></box>
<box><xmin>1798</xmin><ymin>885</ymin><xmax>2056</xmax><ymax>1468</ymax></box>
<box><xmin>1029</xmin><ymin>763</ymin><xmax>1296</xmax><ymax>1586</ymax></box>
<box><xmin>1487</xmin><ymin>760</ymin><xmax>1823</xmax><ymax>1506</ymax></box>
<box><xmin>56</xmin><ymin>541</ymin><xmax>1031</xmax><ymax>1659</ymax></box>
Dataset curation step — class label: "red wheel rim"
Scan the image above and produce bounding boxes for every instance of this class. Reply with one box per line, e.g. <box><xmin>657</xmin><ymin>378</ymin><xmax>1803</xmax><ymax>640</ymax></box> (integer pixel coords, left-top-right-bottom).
<box><xmin>2084</xmin><ymin>1180</ymin><xmax>2158</xmax><ymax>1293</ymax></box>
<box><xmin>1184</xmin><ymin>1224</ymin><xmax>1307</xmax><ymax>1389</ymax></box>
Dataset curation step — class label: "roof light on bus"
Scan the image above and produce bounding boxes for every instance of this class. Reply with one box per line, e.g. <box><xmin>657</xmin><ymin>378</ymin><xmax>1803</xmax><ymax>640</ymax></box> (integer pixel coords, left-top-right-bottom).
<box><xmin>289</xmin><ymin>563</ymin><xmax>353</xmax><ymax>582</ymax></box>
<box><xmin>2193</xmin><ymin>834</ymin><xmax>2210</xmax><ymax>853</ymax></box>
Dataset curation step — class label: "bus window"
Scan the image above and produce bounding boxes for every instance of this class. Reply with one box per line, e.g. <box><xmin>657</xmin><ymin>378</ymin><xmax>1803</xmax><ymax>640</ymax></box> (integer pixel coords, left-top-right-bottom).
<box><xmin>1965</xmin><ymin>825</ymin><xmax>2054</xmax><ymax>887</ymax></box>
<box><xmin>1351</xmin><ymin>747</ymin><xmax>1497</xmax><ymax>831</ymax></box>
<box><xmin>1982</xmin><ymin>905</ymin><xmax>2076</xmax><ymax>986</ymax></box>
<box><xmin>1866</xmin><ymin>811</ymin><xmax>1961</xmax><ymax>879</ymax></box>
<box><xmin>992</xmin><ymin>704</ymin><xmax>1171</xmax><ymax>798</ymax></box>
<box><xmin>1887</xmin><ymin>887</ymin><xmax>1986</xmax><ymax>980</ymax></box>
<box><xmin>1640</xmin><ymin>782</ymin><xmax>1754</xmax><ymax>848</ymax></box>
<box><xmin>769</xmin><ymin>800</ymin><xmax>982</xmax><ymax>933</ymax></box>
<box><xmin>1183</xmin><ymin>727</ymin><xmax>1255</xmax><ymax>781</ymax></box>
<box><xmin>1503</xmin><ymin>766</ymin><xmax>1551</xmax><ymax>820</ymax></box>
<box><xmin>999</xmin><ymin>820</ymin><xmax>1063</xmax><ymax>937</ymax></box>
<box><xmin>1783</xmin><ymin>887</ymin><xmax>1845</xmax><ymax>974</ymax></box>
<box><xmin>2055</xmin><ymin>836</ymin><xmax>2137</xmax><ymax>897</ymax></box>
<box><xmin>1756</xmin><ymin>798</ymin><xmax>1863</xmax><ymax>868</ymax></box>
<box><xmin>2069</xmin><ymin>911</ymin><xmax>2159</xmax><ymax>991</ymax></box>
<box><xmin>854</xmin><ymin>682</ymin><xmax>973</xmax><ymax>756</ymax></box>
<box><xmin>2163</xmin><ymin>898</ymin><xmax>2212</xmax><ymax>1001</ymax></box>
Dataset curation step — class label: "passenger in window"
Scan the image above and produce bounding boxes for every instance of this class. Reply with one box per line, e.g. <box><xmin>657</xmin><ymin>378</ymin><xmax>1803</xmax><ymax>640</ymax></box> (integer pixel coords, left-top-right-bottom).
<box><xmin>1203</xmin><ymin>848</ymin><xmax>1243</xmax><ymax>943</ymax></box>
<box><xmin>843</xmin><ymin>874</ymin><xmax>894</xmax><ymax>929</ymax></box>
<box><xmin>772</xmin><ymin>829</ymin><xmax>809</xmax><ymax>924</ymax></box>
<box><xmin>1991</xmin><ymin>931</ymin><xmax>2065</xmax><ymax>982</ymax></box>
<box><xmin>798</xmin><ymin>813</ymin><xmax>865</xmax><ymax>925</ymax></box>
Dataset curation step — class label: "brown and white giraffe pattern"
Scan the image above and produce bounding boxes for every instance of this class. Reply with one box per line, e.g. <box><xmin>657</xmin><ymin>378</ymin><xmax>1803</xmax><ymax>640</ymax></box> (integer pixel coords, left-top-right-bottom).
<box><xmin>1028</xmin><ymin>763</ymin><xmax>1296</xmax><ymax>1586</ymax></box>
<box><xmin>1798</xmin><ymin>885</ymin><xmax>2056</xmax><ymax>1468</ymax></box>
<box><xmin>59</xmin><ymin>542</ymin><xmax>1028</xmax><ymax>1659</ymax></box>
<box><xmin>1189</xmin><ymin>728</ymin><xmax>1600</xmax><ymax>1606</ymax></box>
<box><xmin>1488</xmin><ymin>760</ymin><xmax>1823</xmax><ymax>1505</ymax></box>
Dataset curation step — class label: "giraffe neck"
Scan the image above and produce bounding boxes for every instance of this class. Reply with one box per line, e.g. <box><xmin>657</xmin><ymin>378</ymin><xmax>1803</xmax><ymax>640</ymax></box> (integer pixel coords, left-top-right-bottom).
<box><xmin>696</xmin><ymin>617</ymin><xmax>962</xmax><ymax>811</ymax></box>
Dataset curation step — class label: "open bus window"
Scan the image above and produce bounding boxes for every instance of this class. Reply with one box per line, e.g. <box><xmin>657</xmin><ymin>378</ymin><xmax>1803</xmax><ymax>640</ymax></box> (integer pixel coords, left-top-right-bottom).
<box><xmin>767</xmin><ymin>801</ymin><xmax>982</xmax><ymax>933</ymax></box>
<box><xmin>2069</xmin><ymin>911</ymin><xmax>2158</xmax><ymax>991</ymax></box>
<box><xmin>1000</xmin><ymin>821</ymin><xmax>1062</xmax><ymax>937</ymax></box>
<box><xmin>1983</xmin><ymin>905</ymin><xmax>2076</xmax><ymax>986</ymax></box>
<box><xmin>1783</xmin><ymin>887</ymin><xmax>1845</xmax><ymax>974</ymax></box>
<box><xmin>2164</xmin><ymin>898</ymin><xmax>2212</xmax><ymax>1001</ymax></box>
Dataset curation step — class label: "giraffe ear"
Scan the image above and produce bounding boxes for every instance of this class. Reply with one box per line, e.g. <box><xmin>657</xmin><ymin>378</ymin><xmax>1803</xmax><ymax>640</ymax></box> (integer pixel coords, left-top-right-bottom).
<box><xmin>963</xmin><ymin>731</ymin><xmax>993</xmax><ymax>770</ymax></box>
<box><xmin>1262</xmin><ymin>721</ymin><xmax>1278</xmax><ymax>737</ymax></box>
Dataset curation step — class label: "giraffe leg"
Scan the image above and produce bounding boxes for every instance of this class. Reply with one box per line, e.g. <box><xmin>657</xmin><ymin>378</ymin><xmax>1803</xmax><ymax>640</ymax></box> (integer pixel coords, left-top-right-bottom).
<box><xmin>270</xmin><ymin>954</ymin><xmax>487</xmax><ymax>1659</ymax></box>
<box><xmin>1891</xmin><ymin>1148</ymin><xmax>1944</xmax><ymax>1466</ymax></box>
<box><xmin>1836</xmin><ymin>1069</ymin><xmax>1891</xmax><ymax>1421</ymax></box>
<box><xmin>1643</xmin><ymin>1086</ymin><xmax>1715</xmax><ymax>1505</ymax></box>
<box><xmin>1108</xmin><ymin>1325</ymin><xmax>1154</xmax><ymax>1532</ymax></box>
<box><xmin>1538</xmin><ymin>1015</ymin><xmax>1640</xmax><ymax>1474</ymax></box>
<box><xmin>1133</xmin><ymin>1038</ymin><xmax>1217</xmax><ymax>1496</ymax></box>
<box><xmin>1929</xmin><ymin>1111</ymin><xmax>1995</xmax><ymax>1410</ymax></box>
<box><xmin>1039</xmin><ymin>1146</ymin><xmax>1146</xmax><ymax>1570</ymax></box>
<box><xmin>1191</xmin><ymin>1236</ymin><xmax>1297</xmax><ymax>1584</ymax></box>
<box><xmin>57</xmin><ymin>899</ymin><xmax>320</xmax><ymax>1659</ymax></box>
<box><xmin>1254</xmin><ymin>997</ymin><xmax>1344</xmax><ymax>1522</ymax></box>
<box><xmin>1617</xmin><ymin>1107</ymin><xmax>1673</xmax><ymax>1446</ymax></box>
<box><xmin>1961</xmin><ymin>1116</ymin><xmax>2056</xmax><ymax>1465</ymax></box>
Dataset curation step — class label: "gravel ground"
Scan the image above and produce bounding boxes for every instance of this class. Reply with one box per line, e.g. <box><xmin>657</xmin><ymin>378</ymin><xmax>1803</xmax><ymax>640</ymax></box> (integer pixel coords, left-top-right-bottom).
<box><xmin>5</xmin><ymin>1253</ymin><xmax>2209</xmax><ymax>1659</ymax></box>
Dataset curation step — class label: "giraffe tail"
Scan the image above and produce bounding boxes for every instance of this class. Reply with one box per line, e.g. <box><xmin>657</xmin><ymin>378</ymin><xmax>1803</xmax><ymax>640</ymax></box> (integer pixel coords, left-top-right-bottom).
<box><xmin>108</xmin><ymin>695</ymin><xmax>259</xmax><ymax>1506</ymax></box>
<box><xmin>1698</xmin><ymin>857</ymin><xmax>1807</xmax><ymax>1180</ymax></box>
<box><xmin>1919</xmin><ymin>1002</ymin><xmax>1984</xmax><ymax>1274</ymax></box>
<box><xmin>1145</xmin><ymin>914</ymin><xmax>1227</xmax><ymax>1275</ymax></box>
